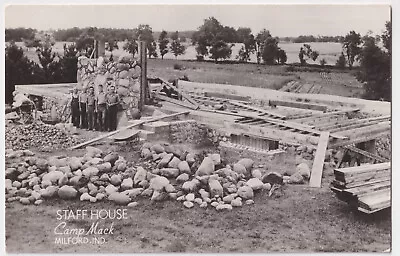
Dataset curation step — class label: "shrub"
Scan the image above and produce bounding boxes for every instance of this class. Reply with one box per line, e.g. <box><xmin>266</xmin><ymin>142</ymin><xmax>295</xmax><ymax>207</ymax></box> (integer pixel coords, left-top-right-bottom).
<box><xmin>173</xmin><ymin>63</ymin><xmax>184</xmax><ymax>70</ymax></box>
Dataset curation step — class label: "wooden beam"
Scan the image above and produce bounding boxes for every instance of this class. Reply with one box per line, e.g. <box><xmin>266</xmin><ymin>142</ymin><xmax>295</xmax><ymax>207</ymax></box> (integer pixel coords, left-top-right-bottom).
<box><xmin>329</xmin><ymin>131</ymin><xmax>390</xmax><ymax>148</ymax></box>
<box><xmin>156</xmin><ymin>94</ymin><xmax>199</xmax><ymax>110</ymax></box>
<box><xmin>316</xmin><ymin>115</ymin><xmax>390</xmax><ymax>131</ymax></box>
<box><xmin>344</xmin><ymin>145</ymin><xmax>389</xmax><ymax>163</ymax></box>
<box><xmin>309</xmin><ymin>132</ymin><xmax>330</xmax><ymax>188</ymax></box>
<box><xmin>229</xmin><ymin>101</ymin><xmax>287</xmax><ymax>119</ymax></box>
<box><xmin>291</xmin><ymin>108</ymin><xmax>360</xmax><ymax>123</ymax></box>
<box><xmin>204</xmin><ymin>92</ymin><xmax>251</xmax><ymax>102</ymax></box>
<box><xmin>139</xmin><ymin>41</ymin><xmax>147</xmax><ymax>112</ymax></box>
<box><xmin>334</xmin><ymin>121</ymin><xmax>391</xmax><ymax>138</ymax></box>
<box><xmin>269</xmin><ymin>99</ymin><xmax>328</xmax><ymax>112</ymax></box>
<box><xmin>69</xmin><ymin>111</ymin><xmax>190</xmax><ymax>149</ymax></box>
<box><xmin>158</xmin><ymin>77</ymin><xmax>200</xmax><ymax>109</ymax></box>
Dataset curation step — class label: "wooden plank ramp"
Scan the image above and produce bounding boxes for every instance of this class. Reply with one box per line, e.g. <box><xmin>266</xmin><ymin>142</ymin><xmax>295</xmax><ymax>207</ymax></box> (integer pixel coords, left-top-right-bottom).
<box><xmin>309</xmin><ymin>132</ymin><xmax>330</xmax><ymax>187</ymax></box>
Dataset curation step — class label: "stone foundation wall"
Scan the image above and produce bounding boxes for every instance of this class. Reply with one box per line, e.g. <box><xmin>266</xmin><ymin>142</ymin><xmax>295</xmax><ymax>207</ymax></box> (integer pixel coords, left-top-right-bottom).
<box><xmin>76</xmin><ymin>56</ymin><xmax>141</xmax><ymax>119</ymax></box>
<box><xmin>169</xmin><ymin>120</ymin><xmax>215</xmax><ymax>146</ymax></box>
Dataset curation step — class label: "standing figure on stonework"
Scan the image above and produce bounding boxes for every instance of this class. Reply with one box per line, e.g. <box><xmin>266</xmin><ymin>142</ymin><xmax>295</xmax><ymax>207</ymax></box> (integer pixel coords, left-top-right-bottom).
<box><xmin>70</xmin><ymin>88</ymin><xmax>80</xmax><ymax>127</ymax></box>
<box><xmin>79</xmin><ymin>87</ymin><xmax>88</xmax><ymax>129</ymax></box>
<box><xmin>96</xmin><ymin>84</ymin><xmax>107</xmax><ymax>131</ymax></box>
<box><xmin>106</xmin><ymin>85</ymin><xmax>120</xmax><ymax>131</ymax></box>
<box><xmin>86</xmin><ymin>86</ymin><xmax>96</xmax><ymax>131</ymax></box>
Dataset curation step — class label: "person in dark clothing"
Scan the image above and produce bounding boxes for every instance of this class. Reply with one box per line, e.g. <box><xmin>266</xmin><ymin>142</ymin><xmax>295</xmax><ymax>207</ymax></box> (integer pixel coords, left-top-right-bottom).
<box><xmin>86</xmin><ymin>86</ymin><xmax>96</xmax><ymax>130</ymax></box>
<box><xmin>106</xmin><ymin>85</ymin><xmax>120</xmax><ymax>131</ymax></box>
<box><xmin>71</xmin><ymin>88</ymin><xmax>80</xmax><ymax>127</ymax></box>
<box><xmin>79</xmin><ymin>87</ymin><xmax>88</xmax><ymax>129</ymax></box>
<box><xmin>96</xmin><ymin>84</ymin><xmax>107</xmax><ymax>131</ymax></box>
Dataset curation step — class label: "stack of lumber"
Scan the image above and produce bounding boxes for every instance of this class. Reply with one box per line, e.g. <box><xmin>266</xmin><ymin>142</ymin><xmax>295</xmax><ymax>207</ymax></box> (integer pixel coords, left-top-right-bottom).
<box><xmin>331</xmin><ymin>162</ymin><xmax>391</xmax><ymax>214</ymax></box>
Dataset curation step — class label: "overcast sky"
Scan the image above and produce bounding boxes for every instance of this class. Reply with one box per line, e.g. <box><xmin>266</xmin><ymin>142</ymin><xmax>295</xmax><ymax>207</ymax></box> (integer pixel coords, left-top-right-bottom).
<box><xmin>5</xmin><ymin>4</ymin><xmax>391</xmax><ymax>37</ymax></box>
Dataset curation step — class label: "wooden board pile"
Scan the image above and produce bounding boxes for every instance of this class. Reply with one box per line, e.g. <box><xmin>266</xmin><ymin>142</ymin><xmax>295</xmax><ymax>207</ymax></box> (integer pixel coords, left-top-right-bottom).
<box><xmin>330</xmin><ymin>162</ymin><xmax>391</xmax><ymax>214</ymax></box>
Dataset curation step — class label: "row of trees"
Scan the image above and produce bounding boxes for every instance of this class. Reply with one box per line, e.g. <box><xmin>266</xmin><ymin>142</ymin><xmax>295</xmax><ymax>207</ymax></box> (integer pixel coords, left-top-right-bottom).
<box><xmin>192</xmin><ymin>17</ymin><xmax>287</xmax><ymax>64</ymax></box>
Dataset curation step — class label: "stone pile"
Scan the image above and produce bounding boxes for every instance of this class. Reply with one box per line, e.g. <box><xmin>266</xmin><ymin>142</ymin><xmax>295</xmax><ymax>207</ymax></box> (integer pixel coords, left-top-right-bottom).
<box><xmin>6</xmin><ymin>141</ymin><xmax>309</xmax><ymax>210</ymax></box>
<box><xmin>5</xmin><ymin>122</ymin><xmax>83</xmax><ymax>152</ymax></box>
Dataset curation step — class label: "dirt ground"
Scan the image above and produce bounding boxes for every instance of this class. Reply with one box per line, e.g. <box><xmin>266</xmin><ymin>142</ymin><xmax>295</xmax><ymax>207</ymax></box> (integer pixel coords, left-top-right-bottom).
<box><xmin>5</xmin><ymin>141</ymin><xmax>391</xmax><ymax>253</ymax></box>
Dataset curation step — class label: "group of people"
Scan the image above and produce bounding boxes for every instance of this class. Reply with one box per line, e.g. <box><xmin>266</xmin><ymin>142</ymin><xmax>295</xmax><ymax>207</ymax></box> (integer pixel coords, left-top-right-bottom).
<box><xmin>70</xmin><ymin>84</ymin><xmax>120</xmax><ymax>132</ymax></box>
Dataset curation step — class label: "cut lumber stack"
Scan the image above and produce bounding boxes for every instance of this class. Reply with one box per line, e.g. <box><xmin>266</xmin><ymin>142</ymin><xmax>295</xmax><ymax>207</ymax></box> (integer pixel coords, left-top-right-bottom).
<box><xmin>331</xmin><ymin>162</ymin><xmax>391</xmax><ymax>214</ymax></box>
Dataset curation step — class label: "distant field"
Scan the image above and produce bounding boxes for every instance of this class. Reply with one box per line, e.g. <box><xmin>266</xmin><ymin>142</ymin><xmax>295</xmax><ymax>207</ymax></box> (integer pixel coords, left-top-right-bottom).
<box><xmin>10</xmin><ymin>41</ymin><xmax>364</xmax><ymax>98</ymax></box>
<box><xmin>13</xmin><ymin>41</ymin><xmax>348</xmax><ymax>66</ymax></box>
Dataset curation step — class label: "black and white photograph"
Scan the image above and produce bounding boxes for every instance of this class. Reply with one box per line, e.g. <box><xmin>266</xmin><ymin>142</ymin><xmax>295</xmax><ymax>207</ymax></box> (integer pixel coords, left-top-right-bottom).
<box><xmin>2</xmin><ymin>2</ymin><xmax>393</xmax><ymax>254</ymax></box>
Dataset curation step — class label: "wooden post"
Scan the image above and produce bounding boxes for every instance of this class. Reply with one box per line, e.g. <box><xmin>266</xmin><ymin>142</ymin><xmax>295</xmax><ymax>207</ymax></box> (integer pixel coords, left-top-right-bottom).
<box><xmin>139</xmin><ymin>41</ymin><xmax>147</xmax><ymax>112</ymax></box>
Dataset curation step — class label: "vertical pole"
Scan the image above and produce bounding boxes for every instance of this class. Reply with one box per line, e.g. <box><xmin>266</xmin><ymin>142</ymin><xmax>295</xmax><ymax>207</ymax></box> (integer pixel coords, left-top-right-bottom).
<box><xmin>139</xmin><ymin>41</ymin><xmax>147</xmax><ymax>112</ymax></box>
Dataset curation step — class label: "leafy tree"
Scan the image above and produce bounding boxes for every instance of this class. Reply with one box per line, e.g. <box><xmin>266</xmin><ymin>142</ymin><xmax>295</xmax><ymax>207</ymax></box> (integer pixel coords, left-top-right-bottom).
<box><xmin>261</xmin><ymin>37</ymin><xmax>280</xmax><ymax>65</ymax></box>
<box><xmin>342</xmin><ymin>31</ymin><xmax>362</xmax><ymax>69</ymax></box>
<box><xmin>123</xmin><ymin>38</ymin><xmax>138</xmax><ymax>58</ymax></box>
<box><xmin>236</xmin><ymin>27</ymin><xmax>256</xmax><ymax>63</ymax></box>
<box><xmin>158</xmin><ymin>30</ymin><xmax>169</xmax><ymax>59</ymax></box>
<box><xmin>36</xmin><ymin>43</ymin><xmax>63</xmax><ymax>83</ymax></box>
<box><xmin>60</xmin><ymin>44</ymin><xmax>78</xmax><ymax>83</ymax></box>
<box><xmin>298</xmin><ymin>44</ymin><xmax>319</xmax><ymax>65</ymax></box>
<box><xmin>381</xmin><ymin>21</ymin><xmax>392</xmax><ymax>55</ymax></box>
<box><xmin>277</xmin><ymin>49</ymin><xmax>287</xmax><ymax>64</ymax></box>
<box><xmin>106</xmin><ymin>40</ymin><xmax>119</xmax><ymax>52</ymax></box>
<box><xmin>357</xmin><ymin>22</ymin><xmax>391</xmax><ymax>101</ymax></box>
<box><xmin>209</xmin><ymin>40</ymin><xmax>232</xmax><ymax>63</ymax></box>
<box><xmin>336</xmin><ymin>52</ymin><xmax>346</xmax><ymax>69</ymax></box>
<box><xmin>136</xmin><ymin>24</ymin><xmax>157</xmax><ymax>58</ymax></box>
<box><xmin>192</xmin><ymin>17</ymin><xmax>223</xmax><ymax>58</ymax></box>
<box><xmin>320</xmin><ymin>58</ymin><xmax>327</xmax><ymax>67</ymax></box>
<box><xmin>148</xmin><ymin>41</ymin><xmax>158</xmax><ymax>58</ymax></box>
<box><xmin>170</xmin><ymin>31</ymin><xmax>179</xmax><ymax>41</ymax></box>
<box><xmin>24</xmin><ymin>39</ymin><xmax>41</xmax><ymax>49</ymax></box>
<box><xmin>5</xmin><ymin>43</ymin><xmax>42</xmax><ymax>103</ymax></box>
<box><xmin>170</xmin><ymin>39</ymin><xmax>186</xmax><ymax>59</ymax></box>
<box><xmin>5</xmin><ymin>28</ymin><xmax>37</xmax><ymax>42</ymax></box>
<box><xmin>75</xmin><ymin>35</ymin><xmax>95</xmax><ymax>57</ymax></box>
<box><xmin>255</xmin><ymin>29</ymin><xmax>271</xmax><ymax>64</ymax></box>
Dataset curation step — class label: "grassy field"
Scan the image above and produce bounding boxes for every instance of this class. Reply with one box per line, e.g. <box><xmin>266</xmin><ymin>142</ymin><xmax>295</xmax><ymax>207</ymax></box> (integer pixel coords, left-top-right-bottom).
<box><xmin>13</xmin><ymin>40</ymin><xmax>364</xmax><ymax>98</ymax></box>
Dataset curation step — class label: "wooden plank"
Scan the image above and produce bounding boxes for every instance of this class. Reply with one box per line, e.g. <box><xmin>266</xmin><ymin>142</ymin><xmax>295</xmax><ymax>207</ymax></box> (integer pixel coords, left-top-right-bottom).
<box><xmin>269</xmin><ymin>99</ymin><xmax>328</xmax><ymax>112</ymax></box>
<box><xmin>358</xmin><ymin>189</ymin><xmax>391</xmax><ymax>210</ymax></box>
<box><xmin>70</xmin><ymin>111</ymin><xmax>190</xmax><ymax>149</ymax></box>
<box><xmin>334</xmin><ymin>162</ymin><xmax>390</xmax><ymax>176</ymax></box>
<box><xmin>332</xmin><ymin>176</ymin><xmax>390</xmax><ymax>189</ymax></box>
<box><xmin>334</xmin><ymin>168</ymin><xmax>390</xmax><ymax>184</ymax></box>
<box><xmin>329</xmin><ymin>120</ymin><xmax>390</xmax><ymax>133</ymax></box>
<box><xmin>291</xmin><ymin>108</ymin><xmax>360</xmax><ymax>122</ymax></box>
<box><xmin>309</xmin><ymin>132</ymin><xmax>330</xmax><ymax>187</ymax></box>
<box><xmin>229</xmin><ymin>101</ymin><xmax>287</xmax><ymax>119</ymax></box>
<box><xmin>345</xmin><ymin>145</ymin><xmax>389</xmax><ymax>163</ymax></box>
<box><xmin>317</xmin><ymin>115</ymin><xmax>391</xmax><ymax>131</ymax></box>
<box><xmin>343</xmin><ymin>180</ymin><xmax>391</xmax><ymax>197</ymax></box>
<box><xmin>156</xmin><ymin>94</ymin><xmax>199</xmax><ymax>110</ymax></box>
<box><xmin>329</xmin><ymin>131</ymin><xmax>390</xmax><ymax>148</ymax></box>
<box><xmin>204</xmin><ymin>91</ymin><xmax>251</xmax><ymax>102</ymax></box>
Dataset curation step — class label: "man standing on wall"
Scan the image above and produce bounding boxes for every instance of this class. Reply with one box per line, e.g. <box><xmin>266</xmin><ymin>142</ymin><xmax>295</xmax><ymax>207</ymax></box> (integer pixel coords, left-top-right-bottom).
<box><xmin>106</xmin><ymin>85</ymin><xmax>120</xmax><ymax>131</ymax></box>
<box><xmin>96</xmin><ymin>84</ymin><xmax>107</xmax><ymax>131</ymax></box>
<box><xmin>86</xmin><ymin>86</ymin><xmax>96</xmax><ymax>131</ymax></box>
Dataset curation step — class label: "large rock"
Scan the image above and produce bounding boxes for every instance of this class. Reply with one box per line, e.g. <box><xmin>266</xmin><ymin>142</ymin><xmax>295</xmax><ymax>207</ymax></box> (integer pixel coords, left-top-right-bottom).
<box><xmin>195</xmin><ymin>157</ymin><xmax>215</xmax><ymax>176</ymax></box>
<box><xmin>150</xmin><ymin>144</ymin><xmax>165</xmax><ymax>154</ymax></box>
<box><xmin>185</xmin><ymin>153</ymin><xmax>195</xmax><ymax>165</ymax></box>
<box><xmin>134</xmin><ymin>167</ymin><xmax>147</xmax><ymax>185</ymax></box>
<box><xmin>231</xmin><ymin>198</ymin><xmax>243</xmax><ymax>207</ymax></box>
<box><xmin>237</xmin><ymin>186</ymin><xmax>254</xmax><ymax>199</ymax></box>
<box><xmin>110</xmin><ymin>174</ymin><xmax>122</xmax><ymax>186</ymax></box>
<box><xmin>104</xmin><ymin>152</ymin><xmax>119</xmax><ymax>166</ymax></box>
<box><xmin>141</xmin><ymin>148</ymin><xmax>152</xmax><ymax>160</ymax></box>
<box><xmin>85</xmin><ymin>146</ymin><xmax>102</xmax><ymax>158</ymax></box>
<box><xmin>233</xmin><ymin>163</ymin><xmax>247</xmax><ymax>176</ymax></box>
<box><xmin>160</xmin><ymin>168</ymin><xmax>179</xmax><ymax>178</ymax></box>
<box><xmin>178</xmin><ymin>161</ymin><xmax>191</xmax><ymax>174</ymax></box>
<box><xmin>42</xmin><ymin>171</ymin><xmax>64</xmax><ymax>184</ymax></box>
<box><xmin>36</xmin><ymin>159</ymin><xmax>48</xmax><ymax>172</ymax></box>
<box><xmin>208</xmin><ymin>178</ymin><xmax>223</xmax><ymax>197</ymax></box>
<box><xmin>97</xmin><ymin>162</ymin><xmax>112</xmax><ymax>173</ymax></box>
<box><xmin>289</xmin><ymin>172</ymin><xmax>304</xmax><ymax>184</ymax></box>
<box><xmin>246</xmin><ymin>178</ymin><xmax>264</xmax><ymax>190</ymax></box>
<box><xmin>168</xmin><ymin>157</ymin><xmax>181</xmax><ymax>169</ymax></box>
<box><xmin>176</xmin><ymin>173</ymin><xmax>189</xmax><ymax>182</ymax></box>
<box><xmin>149</xmin><ymin>176</ymin><xmax>170</xmax><ymax>191</ymax></box>
<box><xmin>109</xmin><ymin>192</ymin><xmax>131</xmax><ymax>205</ymax></box>
<box><xmin>105</xmin><ymin>184</ymin><xmax>118</xmax><ymax>195</ymax></box>
<box><xmin>151</xmin><ymin>191</ymin><xmax>166</xmax><ymax>201</ymax></box>
<box><xmin>297</xmin><ymin>163</ymin><xmax>311</xmax><ymax>179</ymax></box>
<box><xmin>237</xmin><ymin>158</ymin><xmax>254</xmax><ymax>171</ymax></box>
<box><xmin>58</xmin><ymin>185</ymin><xmax>78</xmax><ymax>199</ymax></box>
<box><xmin>82</xmin><ymin>166</ymin><xmax>99</xmax><ymax>178</ymax></box>
<box><xmin>182</xmin><ymin>179</ymin><xmax>200</xmax><ymax>192</ymax></box>
<box><xmin>209</xmin><ymin>153</ymin><xmax>221</xmax><ymax>166</ymax></box>
<box><xmin>157</xmin><ymin>153</ymin><xmax>174</xmax><ymax>168</ymax></box>
<box><xmin>262</xmin><ymin>172</ymin><xmax>283</xmax><ymax>185</ymax></box>
<box><xmin>251</xmin><ymin>169</ymin><xmax>262</xmax><ymax>179</ymax></box>
<box><xmin>215</xmin><ymin>168</ymin><xmax>240</xmax><ymax>182</ymax></box>
<box><xmin>69</xmin><ymin>157</ymin><xmax>82</xmax><ymax>171</ymax></box>
<box><xmin>121</xmin><ymin>178</ymin><xmax>133</xmax><ymax>190</ymax></box>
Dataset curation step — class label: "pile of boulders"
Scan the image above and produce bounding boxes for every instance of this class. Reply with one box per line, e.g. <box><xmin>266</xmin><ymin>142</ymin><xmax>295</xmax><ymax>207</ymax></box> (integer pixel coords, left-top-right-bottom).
<box><xmin>5</xmin><ymin>140</ymin><xmax>313</xmax><ymax>210</ymax></box>
<box><xmin>5</xmin><ymin>122</ymin><xmax>83</xmax><ymax>152</ymax></box>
